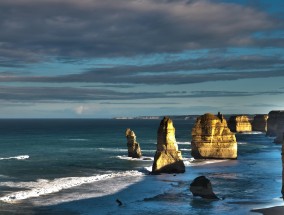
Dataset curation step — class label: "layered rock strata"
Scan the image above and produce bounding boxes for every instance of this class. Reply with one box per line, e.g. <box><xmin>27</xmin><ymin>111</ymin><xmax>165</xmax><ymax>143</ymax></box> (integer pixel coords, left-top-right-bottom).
<box><xmin>190</xmin><ymin>176</ymin><xmax>219</xmax><ymax>199</ymax></box>
<box><xmin>228</xmin><ymin>115</ymin><xmax>252</xmax><ymax>133</ymax></box>
<box><xmin>267</xmin><ymin>111</ymin><xmax>284</xmax><ymax>143</ymax></box>
<box><xmin>191</xmin><ymin>113</ymin><xmax>237</xmax><ymax>159</ymax></box>
<box><xmin>252</xmin><ymin>114</ymin><xmax>268</xmax><ymax>132</ymax></box>
<box><xmin>125</xmin><ymin>128</ymin><xmax>142</xmax><ymax>158</ymax></box>
<box><xmin>152</xmin><ymin>117</ymin><xmax>185</xmax><ymax>174</ymax></box>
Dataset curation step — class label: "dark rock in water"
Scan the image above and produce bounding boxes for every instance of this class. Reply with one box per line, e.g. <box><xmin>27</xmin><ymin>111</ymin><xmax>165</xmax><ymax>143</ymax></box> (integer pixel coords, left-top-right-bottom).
<box><xmin>125</xmin><ymin>128</ymin><xmax>142</xmax><ymax>158</ymax></box>
<box><xmin>252</xmin><ymin>114</ymin><xmax>268</xmax><ymax>132</ymax></box>
<box><xmin>116</xmin><ymin>198</ymin><xmax>123</xmax><ymax>206</ymax></box>
<box><xmin>190</xmin><ymin>176</ymin><xmax>219</xmax><ymax>200</ymax></box>
<box><xmin>267</xmin><ymin>111</ymin><xmax>284</xmax><ymax>143</ymax></box>
<box><xmin>281</xmin><ymin>133</ymin><xmax>284</xmax><ymax>200</ymax></box>
<box><xmin>152</xmin><ymin>116</ymin><xmax>185</xmax><ymax>174</ymax></box>
<box><xmin>142</xmin><ymin>157</ymin><xmax>152</xmax><ymax>161</ymax></box>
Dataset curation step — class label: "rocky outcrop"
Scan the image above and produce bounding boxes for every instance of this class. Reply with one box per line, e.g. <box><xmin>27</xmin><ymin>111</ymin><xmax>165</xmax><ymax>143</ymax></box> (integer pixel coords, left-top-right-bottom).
<box><xmin>152</xmin><ymin>116</ymin><xmax>185</xmax><ymax>174</ymax></box>
<box><xmin>228</xmin><ymin>115</ymin><xmax>252</xmax><ymax>133</ymax></box>
<box><xmin>190</xmin><ymin>176</ymin><xmax>219</xmax><ymax>199</ymax></box>
<box><xmin>252</xmin><ymin>114</ymin><xmax>268</xmax><ymax>132</ymax></box>
<box><xmin>125</xmin><ymin>128</ymin><xmax>142</xmax><ymax>158</ymax></box>
<box><xmin>282</xmin><ymin>134</ymin><xmax>284</xmax><ymax>199</ymax></box>
<box><xmin>191</xmin><ymin>113</ymin><xmax>237</xmax><ymax>159</ymax></box>
<box><xmin>267</xmin><ymin>111</ymin><xmax>284</xmax><ymax>143</ymax></box>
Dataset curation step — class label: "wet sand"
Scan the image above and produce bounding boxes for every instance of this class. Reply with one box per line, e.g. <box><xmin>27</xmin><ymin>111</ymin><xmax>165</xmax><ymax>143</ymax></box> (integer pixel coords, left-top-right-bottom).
<box><xmin>252</xmin><ymin>205</ymin><xmax>284</xmax><ymax>215</ymax></box>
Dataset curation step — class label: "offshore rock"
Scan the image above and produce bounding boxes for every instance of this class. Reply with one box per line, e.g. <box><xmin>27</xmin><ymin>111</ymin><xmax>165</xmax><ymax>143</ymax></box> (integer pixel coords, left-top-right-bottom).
<box><xmin>267</xmin><ymin>111</ymin><xmax>284</xmax><ymax>143</ymax></box>
<box><xmin>152</xmin><ymin>116</ymin><xmax>185</xmax><ymax>174</ymax></box>
<box><xmin>191</xmin><ymin>113</ymin><xmax>237</xmax><ymax>159</ymax></box>
<box><xmin>282</xmin><ymin>134</ymin><xmax>284</xmax><ymax>199</ymax></box>
<box><xmin>125</xmin><ymin>128</ymin><xmax>142</xmax><ymax>158</ymax></box>
<box><xmin>228</xmin><ymin>115</ymin><xmax>252</xmax><ymax>133</ymax></box>
<box><xmin>190</xmin><ymin>176</ymin><xmax>219</xmax><ymax>199</ymax></box>
<box><xmin>252</xmin><ymin>114</ymin><xmax>268</xmax><ymax>132</ymax></box>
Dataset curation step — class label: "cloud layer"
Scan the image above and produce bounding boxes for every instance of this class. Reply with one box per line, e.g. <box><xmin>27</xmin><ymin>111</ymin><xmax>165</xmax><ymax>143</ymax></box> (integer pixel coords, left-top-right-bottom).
<box><xmin>0</xmin><ymin>0</ymin><xmax>280</xmax><ymax>64</ymax></box>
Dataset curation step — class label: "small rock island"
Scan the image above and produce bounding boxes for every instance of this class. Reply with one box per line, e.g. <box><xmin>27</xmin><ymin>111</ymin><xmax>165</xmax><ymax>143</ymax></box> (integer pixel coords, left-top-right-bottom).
<box><xmin>252</xmin><ymin>114</ymin><xmax>268</xmax><ymax>132</ymax></box>
<box><xmin>125</xmin><ymin>128</ymin><xmax>142</xmax><ymax>158</ymax></box>
<box><xmin>228</xmin><ymin>115</ymin><xmax>252</xmax><ymax>133</ymax></box>
<box><xmin>267</xmin><ymin>110</ymin><xmax>284</xmax><ymax>143</ymax></box>
<box><xmin>152</xmin><ymin>116</ymin><xmax>185</xmax><ymax>174</ymax></box>
<box><xmin>191</xmin><ymin>113</ymin><xmax>237</xmax><ymax>159</ymax></box>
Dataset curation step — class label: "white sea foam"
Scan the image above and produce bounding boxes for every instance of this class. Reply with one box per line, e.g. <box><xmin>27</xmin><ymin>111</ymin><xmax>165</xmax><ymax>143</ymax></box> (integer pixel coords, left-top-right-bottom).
<box><xmin>238</xmin><ymin>142</ymin><xmax>247</xmax><ymax>145</ymax></box>
<box><xmin>144</xmin><ymin>166</ymin><xmax>153</xmax><ymax>172</ymax></box>
<box><xmin>0</xmin><ymin>155</ymin><xmax>29</xmax><ymax>161</ymax></box>
<box><xmin>177</xmin><ymin>141</ymin><xmax>191</xmax><ymax>145</ymax></box>
<box><xmin>0</xmin><ymin>170</ymin><xmax>144</xmax><ymax>203</ymax></box>
<box><xmin>180</xmin><ymin>148</ymin><xmax>191</xmax><ymax>151</ymax></box>
<box><xmin>240</xmin><ymin>131</ymin><xmax>263</xmax><ymax>135</ymax></box>
<box><xmin>183</xmin><ymin>158</ymin><xmax>228</xmax><ymax>166</ymax></box>
<box><xmin>96</xmin><ymin>147</ymin><xmax>128</xmax><ymax>152</ymax></box>
<box><xmin>116</xmin><ymin>155</ymin><xmax>154</xmax><ymax>161</ymax></box>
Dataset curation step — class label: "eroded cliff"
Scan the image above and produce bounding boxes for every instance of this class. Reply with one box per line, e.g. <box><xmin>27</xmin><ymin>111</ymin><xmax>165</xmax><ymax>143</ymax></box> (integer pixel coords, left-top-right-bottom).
<box><xmin>191</xmin><ymin>113</ymin><xmax>237</xmax><ymax>159</ymax></box>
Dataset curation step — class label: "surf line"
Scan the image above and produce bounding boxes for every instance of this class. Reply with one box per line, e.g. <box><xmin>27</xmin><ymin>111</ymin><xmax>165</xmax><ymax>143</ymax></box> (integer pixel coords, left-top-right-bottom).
<box><xmin>0</xmin><ymin>170</ymin><xmax>143</xmax><ymax>203</ymax></box>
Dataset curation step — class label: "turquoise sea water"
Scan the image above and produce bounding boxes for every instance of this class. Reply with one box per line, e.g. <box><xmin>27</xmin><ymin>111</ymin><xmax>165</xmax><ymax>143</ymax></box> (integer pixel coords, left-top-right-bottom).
<box><xmin>0</xmin><ymin>119</ymin><xmax>282</xmax><ymax>215</ymax></box>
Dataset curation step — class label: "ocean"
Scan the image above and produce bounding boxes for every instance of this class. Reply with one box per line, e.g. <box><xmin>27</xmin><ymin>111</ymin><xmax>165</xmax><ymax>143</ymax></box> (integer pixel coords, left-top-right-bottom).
<box><xmin>0</xmin><ymin>118</ymin><xmax>283</xmax><ymax>215</ymax></box>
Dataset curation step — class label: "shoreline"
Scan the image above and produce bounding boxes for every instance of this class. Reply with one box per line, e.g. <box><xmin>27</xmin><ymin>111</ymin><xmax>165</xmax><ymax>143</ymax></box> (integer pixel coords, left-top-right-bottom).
<box><xmin>252</xmin><ymin>205</ymin><xmax>284</xmax><ymax>215</ymax></box>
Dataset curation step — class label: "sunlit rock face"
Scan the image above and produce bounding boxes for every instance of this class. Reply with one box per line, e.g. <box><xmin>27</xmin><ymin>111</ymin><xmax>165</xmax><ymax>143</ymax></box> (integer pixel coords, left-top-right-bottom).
<box><xmin>152</xmin><ymin>116</ymin><xmax>185</xmax><ymax>174</ymax></box>
<box><xmin>267</xmin><ymin>111</ymin><xmax>284</xmax><ymax>143</ymax></box>
<box><xmin>190</xmin><ymin>176</ymin><xmax>219</xmax><ymax>200</ymax></box>
<box><xmin>252</xmin><ymin>114</ymin><xmax>268</xmax><ymax>132</ymax></box>
<box><xmin>228</xmin><ymin>115</ymin><xmax>252</xmax><ymax>133</ymax></box>
<box><xmin>125</xmin><ymin>128</ymin><xmax>142</xmax><ymax>158</ymax></box>
<box><xmin>191</xmin><ymin>113</ymin><xmax>237</xmax><ymax>159</ymax></box>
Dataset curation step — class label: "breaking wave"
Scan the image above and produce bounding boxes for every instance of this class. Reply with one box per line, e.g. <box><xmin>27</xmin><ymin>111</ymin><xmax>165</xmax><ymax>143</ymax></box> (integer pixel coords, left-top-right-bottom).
<box><xmin>177</xmin><ymin>141</ymin><xmax>191</xmax><ymax>145</ymax></box>
<box><xmin>0</xmin><ymin>170</ymin><xmax>144</xmax><ymax>203</ymax></box>
<box><xmin>0</xmin><ymin>155</ymin><xmax>29</xmax><ymax>161</ymax></box>
<box><xmin>116</xmin><ymin>155</ymin><xmax>154</xmax><ymax>161</ymax></box>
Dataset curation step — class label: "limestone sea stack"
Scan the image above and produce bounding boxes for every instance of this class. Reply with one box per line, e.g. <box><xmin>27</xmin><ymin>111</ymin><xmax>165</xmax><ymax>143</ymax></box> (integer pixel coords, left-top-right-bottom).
<box><xmin>191</xmin><ymin>113</ymin><xmax>237</xmax><ymax>159</ymax></box>
<box><xmin>252</xmin><ymin>114</ymin><xmax>268</xmax><ymax>132</ymax></box>
<box><xmin>125</xmin><ymin>128</ymin><xmax>142</xmax><ymax>158</ymax></box>
<box><xmin>267</xmin><ymin>111</ymin><xmax>284</xmax><ymax>143</ymax></box>
<box><xmin>228</xmin><ymin>115</ymin><xmax>252</xmax><ymax>133</ymax></box>
<box><xmin>152</xmin><ymin>116</ymin><xmax>185</xmax><ymax>174</ymax></box>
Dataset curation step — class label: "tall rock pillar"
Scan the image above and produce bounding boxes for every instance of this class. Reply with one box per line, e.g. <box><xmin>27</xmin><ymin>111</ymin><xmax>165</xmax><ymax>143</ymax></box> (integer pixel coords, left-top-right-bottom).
<box><xmin>152</xmin><ymin>117</ymin><xmax>185</xmax><ymax>174</ymax></box>
<box><xmin>125</xmin><ymin>128</ymin><xmax>142</xmax><ymax>158</ymax></box>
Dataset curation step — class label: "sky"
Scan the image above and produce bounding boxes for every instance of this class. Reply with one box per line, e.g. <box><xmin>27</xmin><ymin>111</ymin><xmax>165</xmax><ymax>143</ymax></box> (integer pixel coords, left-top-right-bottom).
<box><xmin>0</xmin><ymin>0</ymin><xmax>284</xmax><ymax>118</ymax></box>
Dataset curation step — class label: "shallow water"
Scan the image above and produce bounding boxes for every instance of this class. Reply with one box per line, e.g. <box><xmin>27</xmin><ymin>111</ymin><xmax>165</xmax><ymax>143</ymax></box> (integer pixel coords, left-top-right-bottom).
<box><xmin>0</xmin><ymin>119</ymin><xmax>283</xmax><ymax>214</ymax></box>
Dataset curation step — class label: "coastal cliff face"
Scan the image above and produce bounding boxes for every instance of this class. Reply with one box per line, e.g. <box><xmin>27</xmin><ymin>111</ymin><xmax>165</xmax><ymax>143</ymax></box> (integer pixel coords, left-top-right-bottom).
<box><xmin>252</xmin><ymin>114</ymin><xmax>268</xmax><ymax>132</ymax></box>
<box><xmin>228</xmin><ymin>115</ymin><xmax>252</xmax><ymax>133</ymax></box>
<box><xmin>125</xmin><ymin>128</ymin><xmax>142</xmax><ymax>158</ymax></box>
<box><xmin>267</xmin><ymin>111</ymin><xmax>284</xmax><ymax>143</ymax></box>
<box><xmin>191</xmin><ymin>113</ymin><xmax>237</xmax><ymax>159</ymax></box>
<box><xmin>152</xmin><ymin>117</ymin><xmax>185</xmax><ymax>173</ymax></box>
<box><xmin>282</xmin><ymin>134</ymin><xmax>284</xmax><ymax>199</ymax></box>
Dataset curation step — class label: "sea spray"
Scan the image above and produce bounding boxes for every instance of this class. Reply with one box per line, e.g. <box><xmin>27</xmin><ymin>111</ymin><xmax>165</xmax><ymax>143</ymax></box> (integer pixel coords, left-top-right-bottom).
<box><xmin>0</xmin><ymin>170</ymin><xmax>144</xmax><ymax>203</ymax></box>
<box><xmin>0</xmin><ymin>155</ymin><xmax>29</xmax><ymax>160</ymax></box>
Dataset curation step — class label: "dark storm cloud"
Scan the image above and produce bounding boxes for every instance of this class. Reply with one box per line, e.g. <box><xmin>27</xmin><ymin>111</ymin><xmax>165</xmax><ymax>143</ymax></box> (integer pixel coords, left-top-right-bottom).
<box><xmin>1</xmin><ymin>55</ymin><xmax>284</xmax><ymax>84</ymax></box>
<box><xmin>0</xmin><ymin>0</ymin><xmax>279</xmax><ymax>64</ymax></box>
<box><xmin>0</xmin><ymin>86</ymin><xmax>283</xmax><ymax>102</ymax></box>
<box><xmin>0</xmin><ymin>86</ymin><xmax>168</xmax><ymax>101</ymax></box>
